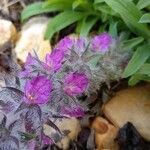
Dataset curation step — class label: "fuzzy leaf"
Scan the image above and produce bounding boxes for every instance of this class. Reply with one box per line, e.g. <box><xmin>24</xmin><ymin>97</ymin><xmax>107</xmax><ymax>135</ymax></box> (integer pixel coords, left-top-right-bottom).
<box><xmin>4</xmin><ymin>87</ymin><xmax>24</xmax><ymax>97</ymax></box>
<box><xmin>0</xmin><ymin>136</ymin><xmax>19</xmax><ymax>150</ymax></box>
<box><xmin>46</xmin><ymin>119</ymin><xmax>62</xmax><ymax>135</ymax></box>
<box><xmin>44</xmin><ymin>11</ymin><xmax>85</xmax><ymax>39</ymax></box>
<box><xmin>25</xmin><ymin>105</ymin><xmax>41</xmax><ymax>133</ymax></box>
<box><xmin>0</xmin><ymin>114</ymin><xmax>6</xmax><ymax>128</ymax></box>
<box><xmin>15</xmin><ymin>102</ymin><xmax>28</xmax><ymax>114</ymax></box>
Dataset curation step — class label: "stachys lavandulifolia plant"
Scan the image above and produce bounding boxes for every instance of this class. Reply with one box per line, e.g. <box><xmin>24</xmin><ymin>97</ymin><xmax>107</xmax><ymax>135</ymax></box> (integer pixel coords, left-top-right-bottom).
<box><xmin>0</xmin><ymin>32</ymin><xmax>130</xmax><ymax>149</ymax></box>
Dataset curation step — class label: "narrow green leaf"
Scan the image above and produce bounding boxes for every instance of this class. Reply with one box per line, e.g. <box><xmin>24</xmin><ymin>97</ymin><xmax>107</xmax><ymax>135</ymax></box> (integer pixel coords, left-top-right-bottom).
<box><xmin>80</xmin><ymin>16</ymin><xmax>98</xmax><ymax>36</ymax></box>
<box><xmin>109</xmin><ymin>21</ymin><xmax>118</xmax><ymax>37</ymax></box>
<box><xmin>104</xmin><ymin>0</ymin><xmax>150</xmax><ymax>38</ymax></box>
<box><xmin>139</xmin><ymin>13</ymin><xmax>150</xmax><ymax>23</ymax></box>
<box><xmin>43</xmin><ymin>0</ymin><xmax>73</xmax><ymax>9</ymax></box>
<box><xmin>21</xmin><ymin>2</ymin><xmax>49</xmax><ymax>21</ymax></box>
<box><xmin>138</xmin><ymin>63</ymin><xmax>150</xmax><ymax>75</ymax></box>
<box><xmin>95</xmin><ymin>4</ymin><xmax>116</xmax><ymax>16</ymax></box>
<box><xmin>94</xmin><ymin>0</ymin><xmax>104</xmax><ymax>4</ymax></box>
<box><xmin>72</xmin><ymin>0</ymin><xmax>93</xmax><ymax>11</ymax></box>
<box><xmin>44</xmin><ymin>11</ymin><xmax>85</xmax><ymax>40</ymax></box>
<box><xmin>123</xmin><ymin>44</ymin><xmax>150</xmax><ymax>78</ymax></box>
<box><xmin>122</xmin><ymin>37</ymin><xmax>144</xmax><ymax>49</ymax></box>
<box><xmin>128</xmin><ymin>74</ymin><xmax>150</xmax><ymax>86</ymax></box>
<box><xmin>137</xmin><ymin>0</ymin><xmax>150</xmax><ymax>9</ymax></box>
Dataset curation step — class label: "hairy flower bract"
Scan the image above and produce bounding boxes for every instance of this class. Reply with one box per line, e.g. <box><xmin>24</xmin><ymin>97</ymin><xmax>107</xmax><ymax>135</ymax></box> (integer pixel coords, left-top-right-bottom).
<box><xmin>44</xmin><ymin>48</ymin><xmax>65</xmax><ymax>72</ymax></box>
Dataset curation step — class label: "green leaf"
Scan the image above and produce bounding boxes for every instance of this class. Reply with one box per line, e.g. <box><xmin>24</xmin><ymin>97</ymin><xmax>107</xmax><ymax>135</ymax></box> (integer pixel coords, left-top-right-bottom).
<box><xmin>128</xmin><ymin>74</ymin><xmax>150</xmax><ymax>86</ymax></box>
<box><xmin>109</xmin><ymin>21</ymin><xmax>118</xmax><ymax>37</ymax></box>
<box><xmin>138</xmin><ymin>63</ymin><xmax>150</xmax><ymax>75</ymax></box>
<box><xmin>94</xmin><ymin>0</ymin><xmax>104</xmax><ymax>4</ymax></box>
<box><xmin>104</xmin><ymin>0</ymin><xmax>150</xmax><ymax>38</ymax></box>
<box><xmin>72</xmin><ymin>0</ymin><xmax>93</xmax><ymax>11</ymax></box>
<box><xmin>43</xmin><ymin>0</ymin><xmax>73</xmax><ymax>9</ymax></box>
<box><xmin>21</xmin><ymin>2</ymin><xmax>50</xmax><ymax>21</ymax></box>
<box><xmin>139</xmin><ymin>13</ymin><xmax>150</xmax><ymax>23</ymax></box>
<box><xmin>95</xmin><ymin>4</ymin><xmax>116</xmax><ymax>16</ymax></box>
<box><xmin>80</xmin><ymin>16</ymin><xmax>98</xmax><ymax>36</ymax></box>
<box><xmin>123</xmin><ymin>44</ymin><xmax>150</xmax><ymax>78</ymax></box>
<box><xmin>122</xmin><ymin>37</ymin><xmax>144</xmax><ymax>49</ymax></box>
<box><xmin>137</xmin><ymin>0</ymin><xmax>150</xmax><ymax>9</ymax></box>
<box><xmin>44</xmin><ymin>11</ymin><xmax>85</xmax><ymax>40</ymax></box>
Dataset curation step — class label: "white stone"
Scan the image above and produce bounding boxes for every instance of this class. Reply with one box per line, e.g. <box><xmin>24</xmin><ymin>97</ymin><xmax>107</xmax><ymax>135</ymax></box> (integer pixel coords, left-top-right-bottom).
<box><xmin>0</xmin><ymin>19</ymin><xmax>17</xmax><ymax>47</ymax></box>
<box><xmin>14</xmin><ymin>17</ymin><xmax>51</xmax><ymax>62</ymax></box>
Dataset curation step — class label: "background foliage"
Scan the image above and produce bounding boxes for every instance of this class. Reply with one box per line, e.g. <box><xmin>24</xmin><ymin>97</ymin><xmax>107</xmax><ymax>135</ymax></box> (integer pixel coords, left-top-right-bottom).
<box><xmin>22</xmin><ymin>0</ymin><xmax>150</xmax><ymax>85</ymax></box>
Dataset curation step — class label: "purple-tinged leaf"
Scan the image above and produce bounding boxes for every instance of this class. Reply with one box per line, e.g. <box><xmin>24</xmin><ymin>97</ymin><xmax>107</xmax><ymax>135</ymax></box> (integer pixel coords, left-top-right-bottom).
<box><xmin>9</xmin><ymin>119</ymin><xmax>24</xmax><ymax>139</ymax></box>
<box><xmin>4</xmin><ymin>87</ymin><xmax>24</xmax><ymax>96</ymax></box>
<box><xmin>0</xmin><ymin>113</ymin><xmax>6</xmax><ymax>128</ymax></box>
<box><xmin>0</xmin><ymin>101</ymin><xmax>16</xmax><ymax>114</ymax></box>
<box><xmin>46</xmin><ymin>119</ymin><xmax>62</xmax><ymax>135</ymax></box>
<box><xmin>15</xmin><ymin>102</ymin><xmax>28</xmax><ymax>114</ymax></box>
<box><xmin>0</xmin><ymin>136</ymin><xmax>19</xmax><ymax>150</ymax></box>
<box><xmin>61</xmin><ymin>105</ymin><xmax>85</xmax><ymax>118</ymax></box>
<box><xmin>25</xmin><ymin>105</ymin><xmax>42</xmax><ymax>133</ymax></box>
<box><xmin>19</xmin><ymin>132</ymin><xmax>36</xmax><ymax>142</ymax></box>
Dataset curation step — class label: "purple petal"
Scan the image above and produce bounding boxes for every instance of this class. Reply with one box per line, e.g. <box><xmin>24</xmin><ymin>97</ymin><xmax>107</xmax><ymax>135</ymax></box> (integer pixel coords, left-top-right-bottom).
<box><xmin>55</xmin><ymin>36</ymin><xmax>74</xmax><ymax>54</ymax></box>
<box><xmin>23</xmin><ymin>76</ymin><xmax>52</xmax><ymax>104</ymax></box>
<box><xmin>63</xmin><ymin>72</ymin><xmax>89</xmax><ymax>96</ymax></box>
<box><xmin>91</xmin><ymin>33</ymin><xmax>112</xmax><ymax>53</ymax></box>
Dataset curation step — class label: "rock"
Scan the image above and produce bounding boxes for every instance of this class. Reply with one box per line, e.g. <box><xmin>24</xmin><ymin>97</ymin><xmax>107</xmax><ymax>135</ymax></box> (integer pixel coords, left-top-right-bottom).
<box><xmin>103</xmin><ymin>84</ymin><xmax>150</xmax><ymax>141</ymax></box>
<box><xmin>44</xmin><ymin>118</ymin><xmax>81</xmax><ymax>150</ymax></box>
<box><xmin>92</xmin><ymin>117</ymin><xmax>119</xmax><ymax>150</ymax></box>
<box><xmin>14</xmin><ymin>17</ymin><xmax>51</xmax><ymax>62</ymax></box>
<box><xmin>0</xmin><ymin>19</ymin><xmax>17</xmax><ymax>47</ymax></box>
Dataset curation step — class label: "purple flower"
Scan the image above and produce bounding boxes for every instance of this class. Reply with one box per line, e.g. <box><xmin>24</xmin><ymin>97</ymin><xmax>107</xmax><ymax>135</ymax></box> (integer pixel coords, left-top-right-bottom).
<box><xmin>91</xmin><ymin>33</ymin><xmax>112</xmax><ymax>53</ymax></box>
<box><xmin>44</xmin><ymin>48</ymin><xmax>65</xmax><ymax>72</ymax></box>
<box><xmin>63</xmin><ymin>72</ymin><xmax>89</xmax><ymax>96</ymax></box>
<box><xmin>55</xmin><ymin>36</ymin><xmax>74</xmax><ymax>54</ymax></box>
<box><xmin>23</xmin><ymin>76</ymin><xmax>52</xmax><ymax>104</ymax></box>
<box><xmin>61</xmin><ymin>105</ymin><xmax>85</xmax><ymax>117</ymax></box>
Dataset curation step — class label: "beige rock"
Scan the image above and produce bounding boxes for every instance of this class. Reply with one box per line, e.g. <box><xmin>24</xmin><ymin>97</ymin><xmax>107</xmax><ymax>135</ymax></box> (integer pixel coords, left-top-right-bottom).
<box><xmin>44</xmin><ymin>118</ymin><xmax>81</xmax><ymax>150</ymax></box>
<box><xmin>14</xmin><ymin>17</ymin><xmax>51</xmax><ymax>62</ymax></box>
<box><xmin>92</xmin><ymin>117</ymin><xmax>119</xmax><ymax>150</ymax></box>
<box><xmin>0</xmin><ymin>19</ymin><xmax>17</xmax><ymax>47</ymax></box>
<box><xmin>103</xmin><ymin>84</ymin><xmax>150</xmax><ymax>141</ymax></box>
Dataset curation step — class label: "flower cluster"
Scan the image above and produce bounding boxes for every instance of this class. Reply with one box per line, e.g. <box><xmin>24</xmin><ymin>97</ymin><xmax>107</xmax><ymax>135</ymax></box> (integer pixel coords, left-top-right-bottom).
<box><xmin>0</xmin><ymin>32</ymin><xmax>130</xmax><ymax>149</ymax></box>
